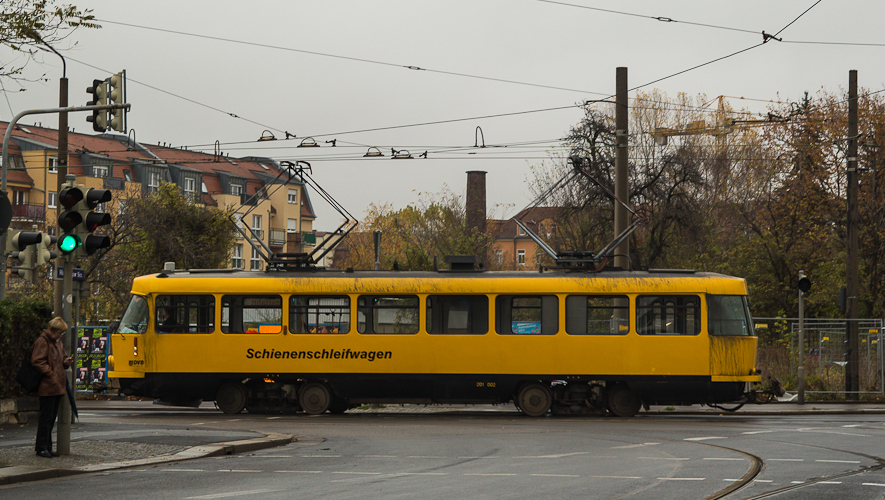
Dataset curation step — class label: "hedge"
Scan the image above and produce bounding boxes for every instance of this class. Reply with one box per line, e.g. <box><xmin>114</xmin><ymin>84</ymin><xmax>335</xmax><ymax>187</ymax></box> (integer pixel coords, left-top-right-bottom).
<box><xmin>0</xmin><ymin>299</ymin><xmax>54</xmax><ymax>399</ymax></box>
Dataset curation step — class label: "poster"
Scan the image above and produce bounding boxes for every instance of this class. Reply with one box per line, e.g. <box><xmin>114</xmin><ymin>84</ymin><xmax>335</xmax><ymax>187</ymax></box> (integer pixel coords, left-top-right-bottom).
<box><xmin>75</xmin><ymin>326</ymin><xmax>108</xmax><ymax>392</ymax></box>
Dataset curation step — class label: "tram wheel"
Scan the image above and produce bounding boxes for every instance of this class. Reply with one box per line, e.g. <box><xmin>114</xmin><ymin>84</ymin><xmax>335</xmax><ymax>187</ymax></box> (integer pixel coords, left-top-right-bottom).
<box><xmin>517</xmin><ymin>383</ymin><xmax>553</xmax><ymax>417</ymax></box>
<box><xmin>605</xmin><ymin>384</ymin><xmax>641</xmax><ymax>417</ymax></box>
<box><xmin>216</xmin><ymin>382</ymin><xmax>248</xmax><ymax>414</ymax></box>
<box><xmin>299</xmin><ymin>382</ymin><xmax>332</xmax><ymax>415</ymax></box>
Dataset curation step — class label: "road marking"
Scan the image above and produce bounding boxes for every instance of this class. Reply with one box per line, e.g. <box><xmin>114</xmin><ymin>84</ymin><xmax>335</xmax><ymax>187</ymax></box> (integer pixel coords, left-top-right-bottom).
<box><xmin>843</xmin><ymin>424</ymin><xmax>863</xmax><ymax>427</ymax></box>
<box><xmin>301</xmin><ymin>455</ymin><xmax>341</xmax><ymax>458</ymax></box>
<box><xmin>703</xmin><ymin>458</ymin><xmax>743</xmax><ymax>461</ymax></box>
<box><xmin>531</xmin><ymin>474</ymin><xmax>581</xmax><ymax>477</ymax></box>
<box><xmin>753</xmin><ymin>479</ymin><xmax>773</xmax><ymax>483</ymax></box>
<box><xmin>356</xmin><ymin>455</ymin><xmax>397</xmax><ymax>458</ymax></box>
<box><xmin>612</xmin><ymin>442</ymin><xmax>659</xmax><ymax>449</ymax></box>
<box><xmin>255</xmin><ymin>455</ymin><xmax>293</xmax><ymax>458</ymax></box>
<box><xmin>862</xmin><ymin>483</ymin><xmax>885</xmax><ymax>487</ymax></box>
<box><xmin>593</xmin><ymin>475</ymin><xmax>642</xmax><ymax>479</ymax></box>
<box><xmin>275</xmin><ymin>470</ymin><xmax>322</xmax><ymax>473</ymax></box>
<box><xmin>398</xmin><ymin>472</ymin><xmax>449</xmax><ymax>476</ymax></box>
<box><xmin>684</xmin><ymin>436</ymin><xmax>726</xmax><ymax>441</ymax></box>
<box><xmin>162</xmin><ymin>469</ymin><xmax>205</xmax><ymax>472</ymax></box>
<box><xmin>516</xmin><ymin>452</ymin><xmax>596</xmax><ymax>459</ymax></box>
<box><xmin>791</xmin><ymin>481</ymin><xmax>805</xmax><ymax>484</ymax></box>
<box><xmin>406</xmin><ymin>456</ymin><xmax>446</xmax><ymax>459</ymax></box>
<box><xmin>816</xmin><ymin>460</ymin><xmax>860</xmax><ymax>464</ymax></box>
<box><xmin>639</xmin><ymin>457</ymin><xmax>690</xmax><ymax>460</ymax></box>
<box><xmin>332</xmin><ymin>472</ymin><xmax>381</xmax><ymax>475</ymax></box>
<box><xmin>769</xmin><ymin>458</ymin><xmax>804</xmax><ymax>462</ymax></box>
<box><xmin>742</xmin><ymin>430</ymin><xmax>775</xmax><ymax>435</ymax></box>
<box><xmin>185</xmin><ymin>489</ymin><xmax>279</xmax><ymax>499</ymax></box>
<box><xmin>217</xmin><ymin>470</ymin><xmax>261</xmax><ymax>473</ymax></box>
<box><xmin>266</xmin><ymin>416</ymin><xmax>283</xmax><ymax>420</ymax></box>
<box><xmin>658</xmin><ymin>477</ymin><xmax>704</xmax><ymax>481</ymax></box>
<box><xmin>818</xmin><ymin>481</ymin><xmax>842</xmax><ymax>484</ymax></box>
<box><xmin>465</xmin><ymin>473</ymin><xmax>517</xmax><ymax>476</ymax></box>
<box><xmin>457</xmin><ymin>456</ymin><xmax>499</xmax><ymax>459</ymax></box>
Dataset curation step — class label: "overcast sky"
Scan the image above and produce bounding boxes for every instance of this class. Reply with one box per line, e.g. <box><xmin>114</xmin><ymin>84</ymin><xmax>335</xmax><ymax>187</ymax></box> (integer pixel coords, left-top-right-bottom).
<box><xmin>3</xmin><ymin>1</ymin><xmax>883</xmax><ymax>230</ymax></box>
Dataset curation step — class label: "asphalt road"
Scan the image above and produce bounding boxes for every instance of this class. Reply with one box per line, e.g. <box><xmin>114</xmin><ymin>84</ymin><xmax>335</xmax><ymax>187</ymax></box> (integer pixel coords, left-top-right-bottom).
<box><xmin>3</xmin><ymin>405</ymin><xmax>885</xmax><ymax>499</ymax></box>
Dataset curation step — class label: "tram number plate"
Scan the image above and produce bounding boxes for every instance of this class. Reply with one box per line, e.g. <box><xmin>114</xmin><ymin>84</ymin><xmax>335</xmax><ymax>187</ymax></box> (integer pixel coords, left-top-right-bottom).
<box><xmin>476</xmin><ymin>382</ymin><xmax>496</xmax><ymax>388</ymax></box>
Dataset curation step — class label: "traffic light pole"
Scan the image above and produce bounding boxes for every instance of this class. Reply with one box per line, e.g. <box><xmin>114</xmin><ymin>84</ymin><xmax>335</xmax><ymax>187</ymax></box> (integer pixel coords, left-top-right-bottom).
<box><xmin>0</xmin><ymin>102</ymin><xmax>129</xmax><ymax>300</ymax></box>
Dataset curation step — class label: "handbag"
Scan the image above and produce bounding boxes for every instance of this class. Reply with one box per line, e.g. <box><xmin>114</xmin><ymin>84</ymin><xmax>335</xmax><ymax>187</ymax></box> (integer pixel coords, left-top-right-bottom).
<box><xmin>16</xmin><ymin>358</ymin><xmax>42</xmax><ymax>393</ymax></box>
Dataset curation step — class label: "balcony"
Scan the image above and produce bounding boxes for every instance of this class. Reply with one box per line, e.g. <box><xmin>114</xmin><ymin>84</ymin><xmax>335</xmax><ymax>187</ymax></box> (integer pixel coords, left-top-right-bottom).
<box><xmin>11</xmin><ymin>204</ymin><xmax>46</xmax><ymax>223</ymax></box>
<box><xmin>269</xmin><ymin>229</ymin><xmax>287</xmax><ymax>247</ymax></box>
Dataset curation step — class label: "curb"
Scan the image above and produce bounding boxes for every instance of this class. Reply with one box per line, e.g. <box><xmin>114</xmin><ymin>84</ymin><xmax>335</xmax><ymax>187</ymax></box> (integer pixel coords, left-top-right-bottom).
<box><xmin>0</xmin><ymin>433</ymin><xmax>294</xmax><ymax>486</ymax></box>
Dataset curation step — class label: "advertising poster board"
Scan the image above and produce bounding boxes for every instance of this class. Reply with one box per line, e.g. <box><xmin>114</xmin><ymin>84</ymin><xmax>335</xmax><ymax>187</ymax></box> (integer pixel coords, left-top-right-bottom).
<box><xmin>75</xmin><ymin>326</ymin><xmax>108</xmax><ymax>392</ymax></box>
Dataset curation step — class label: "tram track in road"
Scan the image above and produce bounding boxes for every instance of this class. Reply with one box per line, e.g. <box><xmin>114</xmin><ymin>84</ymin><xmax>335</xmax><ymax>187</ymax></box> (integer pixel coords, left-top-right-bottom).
<box><xmin>725</xmin><ymin>440</ymin><xmax>885</xmax><ymax>500</ymax></box>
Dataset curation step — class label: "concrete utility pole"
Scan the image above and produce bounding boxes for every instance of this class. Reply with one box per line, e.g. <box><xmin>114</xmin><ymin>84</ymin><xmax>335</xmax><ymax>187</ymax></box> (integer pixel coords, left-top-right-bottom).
<box><xmin>614</xmin><ymin>67</ymin><xmax>630</xmax><ymax>270</ymax></box>
<box><xmin>846</xmin><ymin>70</ymin><xmax>860</xmax><ymax>398</ymax></box>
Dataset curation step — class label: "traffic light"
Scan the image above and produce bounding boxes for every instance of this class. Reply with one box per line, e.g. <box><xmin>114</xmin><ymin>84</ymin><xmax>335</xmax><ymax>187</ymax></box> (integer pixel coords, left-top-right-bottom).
<box><xmin>86</xmin><ymin>78</ymin><xmax>109</xmax><ymax>132</ymax></box>
<box><xmin>76</xmin><ymin>188</ymin><xmax>112</xmax><ymax>257</ymax></box>
<box><xmin>36</xmin><ymin>233</ymin><xmax>58</xmax><ymax>266</ymax></box>
<box><xmin>7</xmin><ymin>230</ymin><xmax>42</xmax><ymax>282</ymax></box>
<box><xmin>57</xmin><ymin>182</ymin><xmax>85</xmax><ymax>256</ymax></box>
<box><xmin>108</xmin><ymin>71</ymin><xmax>127</xmax><ymax>133</ymax></box>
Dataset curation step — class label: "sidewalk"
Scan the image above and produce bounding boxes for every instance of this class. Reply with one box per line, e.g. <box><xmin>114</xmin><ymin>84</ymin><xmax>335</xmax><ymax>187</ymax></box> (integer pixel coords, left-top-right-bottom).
<box><xmin>2</xmin><ymin>398</ymin><xmax>884</xmax><ymax>486</ymax></box>
<box><xmin>0</xmin><ymin>400</ymin><xmax>294</xmax><ymax>486</ymax></box>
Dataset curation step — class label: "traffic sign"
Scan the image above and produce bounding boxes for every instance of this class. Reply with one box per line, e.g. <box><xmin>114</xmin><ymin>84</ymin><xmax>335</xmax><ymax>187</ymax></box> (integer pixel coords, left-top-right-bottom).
<box><xmin>55</xmin><ymin>267</ymin><xmax>85</xmax><ymax>281</ymax></box>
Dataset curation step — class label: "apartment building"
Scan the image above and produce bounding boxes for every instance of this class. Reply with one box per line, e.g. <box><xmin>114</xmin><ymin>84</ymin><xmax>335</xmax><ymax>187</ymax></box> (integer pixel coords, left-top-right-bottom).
<box><xmin>1</xmin><ymin>122</ymin><xmax>317</xmax><ymax>271</ymax></box>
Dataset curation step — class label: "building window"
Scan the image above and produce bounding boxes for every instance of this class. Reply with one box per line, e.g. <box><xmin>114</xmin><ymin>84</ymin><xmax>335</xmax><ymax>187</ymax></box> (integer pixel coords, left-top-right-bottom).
<box><xmin>48</xmin><ymin>157</ymin><xmax>58</xmax><ymax>173</ymax></box>
<box><xmin>184</xmin><ymin>177</ymin><xmax>196</xmax><ymax>196</ymax></box>
<box><xmin>232</xmin><ymin>244</ymin><xmax>244</xmax><ymax>269</ymax></box>
<box><xmin>93</xmin><ymin>165</ymin><xmax>109</xmax><ymax>178</ymax></box>
<box><xmin>48</xmin><ymin>191</ymin><xmax>57</xmax><ymax>209</ymax></box>
<box><xmin>231</xmin><ymin>183</ymin><xmax>243</xmax><ymax>196</ymax></box>
<box><xmin>148</xmin><ymin>171</ymin><xmax>160</xmax><ymax>193</ymax></box>
<box><xmin>251</xmin><ymin>214</ymin><xmax>262</xmax><ymax>240</ymax></box>
<box><xmin>495</xmin><ymin>249</ymin><xmax>503</xmax><ymax>265</ymax></box>
<box><xmin>287</xmin><ymin>218</ymin><xmax>297</xmax><ymax>233</ymax></box>
<box><xmin>517</xmin><ymin>249</ymin><xmax>526</xmax><ymax>266</ymax></box>
<box><xmin>13</xmin><ymin>190</ymin><xmax>25</xmax><ymax>205</ymax></box>
<box><xmin>250</xmin><ymin>247</ymin><xmax>261</xmax><ymax>271</ymax></box>
<box><xmin>288</xmin><ymin>189</ymin><xmax>298</xmax><ymax>204</ymax></box>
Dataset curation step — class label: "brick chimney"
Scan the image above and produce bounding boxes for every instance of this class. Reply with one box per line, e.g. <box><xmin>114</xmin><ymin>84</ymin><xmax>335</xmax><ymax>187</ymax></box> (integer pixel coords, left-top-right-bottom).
<box><xmin>466</xmin><ymin>171</ymin><xmax>487</xmax><ymax>235</ymax></box>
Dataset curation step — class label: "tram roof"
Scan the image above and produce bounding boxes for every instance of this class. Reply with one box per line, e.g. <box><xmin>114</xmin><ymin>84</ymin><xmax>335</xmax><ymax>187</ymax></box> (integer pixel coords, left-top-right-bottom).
<box><xmin>130</xmin><ymin>268</ymin><xmax>749</xmax><ymax>296</ymax></box>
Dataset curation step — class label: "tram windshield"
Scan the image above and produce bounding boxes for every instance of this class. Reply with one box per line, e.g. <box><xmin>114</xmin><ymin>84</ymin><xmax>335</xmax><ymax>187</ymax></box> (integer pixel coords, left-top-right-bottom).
<box><xmin>707</xmin><ymin>295</ymin><xmax>755</xmax><ymax>336</ymax></box>
<box><xmin>118</xmin><ymin>295</ymin><xmax>149</xmax><ymax>334</ymax></box>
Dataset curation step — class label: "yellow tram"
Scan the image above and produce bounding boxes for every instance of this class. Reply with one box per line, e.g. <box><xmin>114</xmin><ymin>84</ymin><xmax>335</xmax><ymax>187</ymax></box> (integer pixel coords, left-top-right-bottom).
<box><xmin>108</xmin><ymin>267</ymin><xmax>760</xmax><ymax>417</ymax></box>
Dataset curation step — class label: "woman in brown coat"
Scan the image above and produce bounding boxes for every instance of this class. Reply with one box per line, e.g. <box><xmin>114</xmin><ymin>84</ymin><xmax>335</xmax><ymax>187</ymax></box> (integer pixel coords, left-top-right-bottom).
<box><xmin>31</xmin><ymin>317</ymin><xmax>73</xmax><ymax>458</ymax></box>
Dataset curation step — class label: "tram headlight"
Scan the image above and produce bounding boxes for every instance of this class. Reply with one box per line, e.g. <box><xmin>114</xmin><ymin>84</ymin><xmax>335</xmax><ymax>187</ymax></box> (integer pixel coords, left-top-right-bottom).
<box><xmin>108</xmin><ymin>355</ymin><xmax>114</xmax><ymax>370</ymax></box>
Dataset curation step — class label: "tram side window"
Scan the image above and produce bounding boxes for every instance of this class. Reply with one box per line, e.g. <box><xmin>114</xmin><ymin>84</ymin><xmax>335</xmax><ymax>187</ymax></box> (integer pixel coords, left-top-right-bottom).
<box><xmin>708</xmin><ymin>295</ymin><xmax>754</xmax><ymax>336</ymax></box>
<box><xmin>636</xmin><ymin>295</ymin><xmax>700</xmax><ymax>336</ymax></box>
<box><xmin>222</xmin><ymin>295</ymin><xmax>283</xmax><ymax>334</ymax></box>
<box><xmin>357</xmin><ymin>296</ymin><xmax>419</xmax><ymax>334</ymax></box>
<box><xmin>155</xmin><ymin>295</ymin><xmax>215</xmax><ymax>334</ymax></box>
<box><xmin>565</xmin><ymin>295</ymin><xmax>629</xmax><ymax>335</ymax></box>
<box><xmin>290</xmin><ymin>296</ymin><xmax>350</xmax><ymax>334</ymax></box>
<box><xmin>495</xmin><ymin>295</ymin><xmax>558</xmax><ymax>335</ymax></box>
<box><xmin>426</xmin><ymin>295</ymin><xmax>489</xmax><ymax>335</ymax></box>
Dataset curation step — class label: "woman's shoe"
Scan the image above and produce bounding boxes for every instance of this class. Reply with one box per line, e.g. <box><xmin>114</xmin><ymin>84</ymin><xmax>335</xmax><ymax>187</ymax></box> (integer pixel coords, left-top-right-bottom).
<box><xmin>36</xmin><ymin>450</ymin><xmax>53</xmax><ymax>458</ymax></box>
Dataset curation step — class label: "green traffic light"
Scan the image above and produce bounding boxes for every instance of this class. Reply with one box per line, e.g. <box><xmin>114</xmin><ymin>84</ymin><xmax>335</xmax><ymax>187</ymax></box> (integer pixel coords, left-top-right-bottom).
<box><xmin>59</xmin><ymin>234</ymin><xmax>81</xmax><ymax>253</ymax></box>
